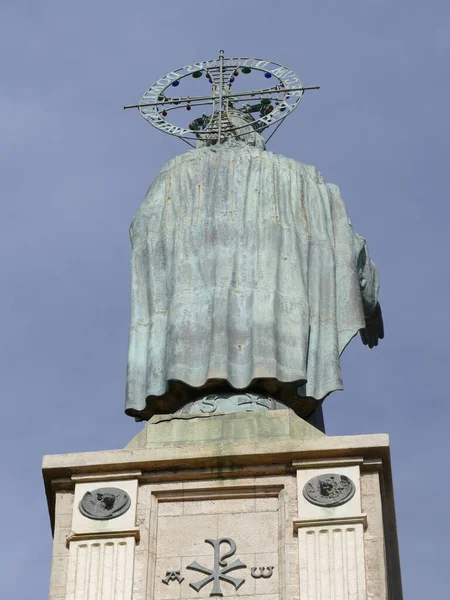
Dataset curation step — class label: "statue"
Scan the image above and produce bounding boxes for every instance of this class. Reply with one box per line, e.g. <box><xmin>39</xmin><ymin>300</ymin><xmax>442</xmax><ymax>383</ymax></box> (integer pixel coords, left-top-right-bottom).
<box><xmin>124</xmin><ymin>53</ymin><xmax>384</xmax><ymax>426</ymax></box>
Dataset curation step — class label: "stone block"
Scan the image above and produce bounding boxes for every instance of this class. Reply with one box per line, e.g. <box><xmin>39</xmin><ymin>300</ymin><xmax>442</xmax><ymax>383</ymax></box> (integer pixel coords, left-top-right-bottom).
<box><xmin>157</xmin><ymin>513</ymin><xmax>219</xmax><ymax>558</ymax></box>
<box><xmin>360</xmin><ymin>471</ymin><xmax>380</xmax><ymax>498</ymax></box>
<box><xmin>71</xmin><ymin>477</ymin><xmax>138</xmax><ymax>535</ymax></box>
<box><xmin>154</xmin><ymin>556</ymin><xmax>183</xmax><ymax>600</ymax></box>
<box><xmin>253</xmin><ymin>552</ymin><xmax>279</xmax><ymax>595</ymax></box>
<box><xmin>364</xmin><ymin>538</ymin><xmax>388</xmax><ymax>581</ymax></box>
<box><xmin>366</xmin><ymin>577</ymin><xmax>388</xmax><ymax>599</ymax></box>
<box><xmin>158</xmin><ymin>500</ymin><xmax>184</xmax><ymax>516</ymax></box>
<box><xmin>183</xmin><ymin>496</ymin><xmax>256</xmax><ymax>516</ymax></box>
<box><xmin>255</xmin><ymin>496</ymin><xmax>279</xmax><ymax>512</ymax></box>
<box><xmin>126</xmin><ymin>409</ymin><xmax>324</xmax><ymax>450</ymax></box>
<box><xmin>362</xmin><ymin>491</ymin><xmax>384</xmax><ymax>541</ymax></box>
<box><xmin>217</xmin><ymin>511</ymin><xmax>278</xmax><ymax>554</ymax></box>
<box><xmin>137</xmin><ymin>482</ymin><xmax>153</xmax><ymax>514</ymax></box>
<box><xmin>296</xmin><ymin>465</ymin><xmax>362</xmax><ymax>520</ymax></box>
<box><xmin>55</xmin><ymin>490</ymin><xmax>74</xmax><ymax>515</ymax></box>
<box><xmin>48</xmin><ymin>556</ymin><xmax>69</xmax><ymax>599</ymax></box>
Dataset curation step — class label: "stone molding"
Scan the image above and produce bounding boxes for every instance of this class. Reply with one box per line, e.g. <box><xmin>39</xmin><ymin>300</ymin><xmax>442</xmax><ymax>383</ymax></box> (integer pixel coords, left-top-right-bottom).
<box><xmin>66</xmin><ymin>528</ymin><xmax>140</xmax><ymax>544</ymax></box>
<box><xmin>153</xmin><ymin>483</ymin><xmax>284</xmax><ymax>502</ymax></box>
<box><xmin>360</xmin><ymin>458</ymin><xmax>383</xmax><ymax>471</ymax></box>
<box><xmin>293</xmin><ymin>457</ymin><xmax>364</xmax><ymax>469</ymax></box>
<box><xmin>293</xmin><ymin>514</ymin><xmax>368</xmax><ymax>530</ymax></box>
<box><xmin>51</xmin><ymin>477</ymin><xmax>74</xmax><ymax>491</ymax></box>
<box><xmin>43</xmin><ymin>433</ymin><xmax>390</xmax><ymax>503</ymax></box>
<box><xmin>140</xmin><ymin>462</ymin><xmax>290</xmax><ymax>483</ymax></box>
<box><xmin>71</xmin><ymin>470</ymin><xmax>142</xmax><ymax>483</ymax></box>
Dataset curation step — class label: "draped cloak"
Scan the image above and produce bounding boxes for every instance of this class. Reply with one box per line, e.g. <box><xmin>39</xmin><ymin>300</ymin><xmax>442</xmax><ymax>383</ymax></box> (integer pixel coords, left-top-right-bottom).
<box><xmin>125</xmin><ymin>142</ymin><xmax>379</xmax><ymax>420</ymax></box>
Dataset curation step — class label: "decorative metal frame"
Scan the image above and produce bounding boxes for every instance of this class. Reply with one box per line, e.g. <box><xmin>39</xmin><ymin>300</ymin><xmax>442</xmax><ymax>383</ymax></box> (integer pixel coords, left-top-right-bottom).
<box><xmin>124</xmin><ymin>50</ymin><xmax>319</xmax><ymax>146</ymax></box>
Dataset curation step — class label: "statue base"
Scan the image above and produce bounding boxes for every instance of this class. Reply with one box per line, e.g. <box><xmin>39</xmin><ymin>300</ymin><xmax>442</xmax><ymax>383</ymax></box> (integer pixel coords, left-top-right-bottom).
<box><xmin>43</xmin><ymin>410</ymin><xmax>402</xmax><ymax>599</ymax></box>
<box><xmin>175</xmin><ymin>392</ymin><xmax>325</xmax><ymax>432</ymax></box>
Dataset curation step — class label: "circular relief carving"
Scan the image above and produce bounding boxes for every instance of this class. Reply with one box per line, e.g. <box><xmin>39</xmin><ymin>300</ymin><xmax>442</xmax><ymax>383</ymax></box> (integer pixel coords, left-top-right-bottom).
<box><xmin>303</xmin><ymin>474</ymin><xmax>355</xmax><ymax>507</ymax></box>
<box><xmin>79</xmin><ymin>487</ymin><xmax>131</xmax><ymax>520</ymax></box>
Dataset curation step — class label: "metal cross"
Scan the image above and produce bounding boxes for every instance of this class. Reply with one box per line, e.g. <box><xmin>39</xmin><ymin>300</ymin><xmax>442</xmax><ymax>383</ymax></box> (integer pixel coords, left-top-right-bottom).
<box><xmin>186</xmin><ymin>537</ymin><xmax>246</xmax><ymax>597</ymax></box>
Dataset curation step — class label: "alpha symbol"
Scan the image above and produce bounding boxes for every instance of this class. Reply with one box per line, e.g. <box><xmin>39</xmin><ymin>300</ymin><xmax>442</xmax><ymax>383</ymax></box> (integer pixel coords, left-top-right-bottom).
<box><xmin>186</xmin><ymin>537</ymin><xmax>246</xmax><ymax>597</ymax></box>
<box><xmin>162</xmin><ymin>570</ymin><xmax>184</xmax><ymax>585</ymax></box>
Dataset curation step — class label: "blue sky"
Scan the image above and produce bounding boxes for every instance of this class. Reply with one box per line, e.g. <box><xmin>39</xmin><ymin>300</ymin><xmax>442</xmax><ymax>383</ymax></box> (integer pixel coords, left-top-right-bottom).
<box><xmin>1</xmin><ymin>1</ymin><xmax>449</xmax><ymax>597</ymax></box>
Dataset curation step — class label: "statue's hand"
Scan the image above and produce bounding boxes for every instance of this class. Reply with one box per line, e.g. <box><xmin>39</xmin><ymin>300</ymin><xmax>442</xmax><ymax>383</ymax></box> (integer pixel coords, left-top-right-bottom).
<box><xmin>360</xmin><ymin>302</ymin><xmax>384</xmax><ymax>348</ymax></box>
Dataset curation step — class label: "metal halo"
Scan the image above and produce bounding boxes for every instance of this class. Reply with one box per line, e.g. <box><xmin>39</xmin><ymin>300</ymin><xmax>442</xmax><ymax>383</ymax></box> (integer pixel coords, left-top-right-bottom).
<box><xmin>133</xmin><ymin>52</ymin><xmax>311</xmax><ymax>142</ymax></box>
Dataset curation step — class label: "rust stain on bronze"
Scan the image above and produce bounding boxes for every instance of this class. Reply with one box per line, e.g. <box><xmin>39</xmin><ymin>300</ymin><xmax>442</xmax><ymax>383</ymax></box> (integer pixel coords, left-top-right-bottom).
<box><xmin>300</xmin><ymin>193</ymin><xmax>310</xmax><ymax>238</ymax></box>
<box><xmin>197</xmin><ymin>184</ymin><xmax>201</xmax><ymax>219</ymax></box>
<box><xmin>229</xmin><ymin>160</ymin><xmax>235</xmax><ymax>217</ymax></box>
<box><xmin>273</xmin><ymin>183</ymin><xmax>279</xmax><ymax>224</ymax></box>
<box><xmin>166</xmin><ymin>173</ymin><xmax>173</xmax><ymax>203</ymax></box>
<box><xmin>238</xmin><ymin>344</ymin><xmax>243</xmax><ymax>352</ymax></box>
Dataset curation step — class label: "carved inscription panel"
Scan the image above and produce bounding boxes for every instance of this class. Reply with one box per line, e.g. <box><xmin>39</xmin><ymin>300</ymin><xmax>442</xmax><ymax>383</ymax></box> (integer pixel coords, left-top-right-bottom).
<box><xmin>153</xmin><ymin>491</ymin><xmax>281</xmax><ymax>600</ymax></box>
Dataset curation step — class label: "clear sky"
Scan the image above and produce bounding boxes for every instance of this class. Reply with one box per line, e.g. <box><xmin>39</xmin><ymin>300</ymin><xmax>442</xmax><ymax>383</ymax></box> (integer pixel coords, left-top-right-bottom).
<box><xmin>1</xmin><ymin>1</ymin><xmax>449</xmax><ymax>597</ymax></box>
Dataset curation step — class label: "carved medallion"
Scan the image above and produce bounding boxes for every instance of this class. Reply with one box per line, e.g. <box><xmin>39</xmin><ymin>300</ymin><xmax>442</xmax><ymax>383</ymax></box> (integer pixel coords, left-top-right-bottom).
<box><xmin>303</xmin><ymin>474</ymin><xmax>355</xmax><ymax>507</ymax></box>
<box><xmin>79</xmin><ymin>487</ymin><xmax>131</xmax><ymax>520</ymax></box>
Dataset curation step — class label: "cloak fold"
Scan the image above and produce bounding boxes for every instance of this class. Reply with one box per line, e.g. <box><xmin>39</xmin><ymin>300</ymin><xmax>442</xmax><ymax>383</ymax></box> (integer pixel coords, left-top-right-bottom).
<box><xmin>126</xmin><ymin>143</ymin><xmax>378</xmax><ymax>419</ymax></box>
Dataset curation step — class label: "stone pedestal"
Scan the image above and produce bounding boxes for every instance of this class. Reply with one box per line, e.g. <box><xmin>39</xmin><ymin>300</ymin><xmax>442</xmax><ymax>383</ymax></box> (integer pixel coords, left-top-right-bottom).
<box><xmin>43</xmin><ymin>411</ymin><xmax>402</xmax><ymax>599</ymax></box>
